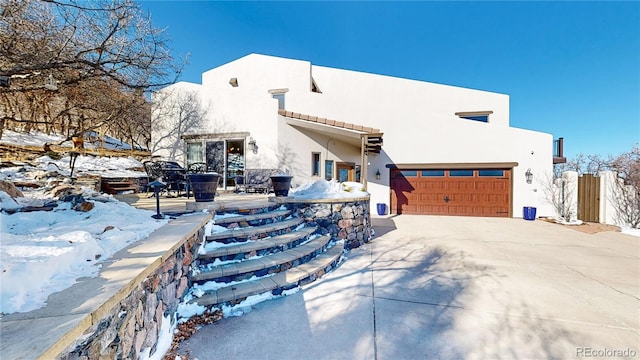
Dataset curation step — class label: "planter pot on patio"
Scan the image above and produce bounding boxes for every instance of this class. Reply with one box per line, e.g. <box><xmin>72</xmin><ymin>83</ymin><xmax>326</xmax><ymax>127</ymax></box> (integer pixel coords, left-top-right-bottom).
<box><xmin>188</xmin><ymin>173</ymin><xmax>221</xmax><ymax>202</ymax></box>
<box><xmin>270</xmin><ymin>175</ymin><xmax>293</xmax><ymax>197</ymax></box>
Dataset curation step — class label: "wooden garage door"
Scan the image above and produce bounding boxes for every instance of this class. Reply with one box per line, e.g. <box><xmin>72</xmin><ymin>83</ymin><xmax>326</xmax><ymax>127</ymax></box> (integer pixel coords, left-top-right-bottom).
<box><xmin>390</xmin><ymin>168</ymin><xmax>511</xmax><ymax>217</ymax></box>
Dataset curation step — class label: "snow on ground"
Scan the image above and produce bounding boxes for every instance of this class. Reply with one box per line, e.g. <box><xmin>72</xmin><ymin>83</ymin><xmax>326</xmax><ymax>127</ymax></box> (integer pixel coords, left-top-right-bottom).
<box><xmin>0</xmin><ymin>129</ymin><xmax>145</xmax><ymax>151</ymax></box>
<box><xmin>0</xmin><ymin>153</ymin><xmax>165</xmax><ymax>314</ymax></box>
<box><xmin>0</xmin><ymin>194</ymin><xmax>167</xmax><ymax>314</ymax></box>
<box><xmin>288</xmin><ymin>179</ymin><xmax>368</xmax><ymax>199</ymax></box>
<box><xmin>622</xmin><ymin>226</ymin><xmax>640</xmax><ymax>237</ymax></box>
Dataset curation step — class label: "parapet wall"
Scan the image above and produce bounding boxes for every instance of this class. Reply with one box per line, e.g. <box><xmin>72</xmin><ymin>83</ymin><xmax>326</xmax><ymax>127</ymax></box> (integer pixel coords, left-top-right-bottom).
<box><xmin>271</xmin><ymin>195</ymin><xmax>372</xmax><ymax>249</ymax></box>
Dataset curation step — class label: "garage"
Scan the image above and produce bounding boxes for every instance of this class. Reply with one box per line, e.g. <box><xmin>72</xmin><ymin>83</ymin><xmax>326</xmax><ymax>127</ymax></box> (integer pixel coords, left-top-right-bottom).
<box><xmin>390</xmin><ymin>165</ymin><xmax>513</xmax><ymax>217</ymax></box>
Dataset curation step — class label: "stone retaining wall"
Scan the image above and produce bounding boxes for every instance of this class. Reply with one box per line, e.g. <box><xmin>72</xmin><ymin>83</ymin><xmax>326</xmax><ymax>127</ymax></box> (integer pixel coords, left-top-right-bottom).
<box><xmin>274</xmin><ymin>196</ymin><xmax>372</xmax><ymax>249</ymax></box>
<box><xmin>59</xmin><ymin>218</ymin><xmax>208</xmax><ymax>360</ymax></box>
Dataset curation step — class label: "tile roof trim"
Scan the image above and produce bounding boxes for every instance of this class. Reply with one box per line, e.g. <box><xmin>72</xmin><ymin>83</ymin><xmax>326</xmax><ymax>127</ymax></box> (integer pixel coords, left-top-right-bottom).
<box><xmin>278</xmin><ymin>109</ymin><xmax>380</xmax><ymax>134</ymax></box>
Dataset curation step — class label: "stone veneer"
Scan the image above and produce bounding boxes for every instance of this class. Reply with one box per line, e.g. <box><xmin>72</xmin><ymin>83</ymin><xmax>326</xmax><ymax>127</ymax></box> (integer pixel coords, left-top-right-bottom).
<box><xmin>270</xmin><ymin>195</ymin><xmax>372</xmax><ymax>249</ymax></box>
<box><xmin>56</xmin><ymin>215</ymin><xmax>210</xmax><ymax>360</ymax></box>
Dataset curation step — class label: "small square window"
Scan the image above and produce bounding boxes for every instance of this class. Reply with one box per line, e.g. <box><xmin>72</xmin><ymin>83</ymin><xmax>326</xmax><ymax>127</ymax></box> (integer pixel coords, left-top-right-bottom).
<box><xmin>460</xmin><ymin>115</ymin><xmax>488</xmax><ymax>122</ymax></box>
<box><xmin>455</xmin><ymin>111</ymin><xmax>493</xmax><ymax>123</ymax></box>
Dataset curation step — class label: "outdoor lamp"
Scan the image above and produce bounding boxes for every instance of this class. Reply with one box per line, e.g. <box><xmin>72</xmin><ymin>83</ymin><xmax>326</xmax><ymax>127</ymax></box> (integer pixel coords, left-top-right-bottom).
<box><xmin>525</xmin><ymin>168</ymin><xmax>533</xmax><ymax>184</ymax></box>
<box><xmin>248</xmin><ymin>137</ymin><xmax>258</xmax><ymax>154</ymax></box>
<box><xmin>44</xmin><ymin>74</ymin><xmax>58</xmax><ymax>91</ymax></box>
<box><xmin>375</xmin><ymin>169</ymin><xmax>381</xmax><ymax>180</ymax></box>
<box><xmin>69</xmin><ymin>151</ymin><xmax>79</xmax><ymax>179</ymax></box>
<box><xmin>149</xmin><ymin>180</ymin><xmax>166</xmax><ymax>219</ymax></box>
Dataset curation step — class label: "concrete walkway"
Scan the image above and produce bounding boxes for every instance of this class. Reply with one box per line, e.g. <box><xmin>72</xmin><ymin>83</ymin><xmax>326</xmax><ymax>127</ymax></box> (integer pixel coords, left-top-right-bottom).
<box><xmin>177</xmin><ymin>215</ymin><xmax>639</xmax><ymax>360</ymax></box>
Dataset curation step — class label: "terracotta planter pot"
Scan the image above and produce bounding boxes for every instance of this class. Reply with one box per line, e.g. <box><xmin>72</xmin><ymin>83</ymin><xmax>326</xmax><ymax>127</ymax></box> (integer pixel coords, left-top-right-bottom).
<box><xmin>188</xmin><ymin>173</ymin><xmax>221</xmax><ymax>202</ymax></box>
<box><xmin>270</xmin><ymin>175</ymin><xmax>293</xmax><ymax>197</ymax></box>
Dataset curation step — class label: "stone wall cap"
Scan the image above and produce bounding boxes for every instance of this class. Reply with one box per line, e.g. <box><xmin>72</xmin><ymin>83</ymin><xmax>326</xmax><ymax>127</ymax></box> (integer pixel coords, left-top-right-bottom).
<box><xmin>268</xmin><ymin>195</ymin><xmax>370</xmax><ymax>204</ymax></box>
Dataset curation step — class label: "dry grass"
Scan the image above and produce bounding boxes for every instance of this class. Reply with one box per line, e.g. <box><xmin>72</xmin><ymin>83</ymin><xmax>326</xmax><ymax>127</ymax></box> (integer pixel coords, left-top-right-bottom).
<box><xmin>541</xmin><ymin>218</ymin><xmax>621</xmax><ymax>234</ymax></box>
<box><xmin>163</xmin><ymin>310</ymin><xmax>224</xmax><ymax>360</ymax></box>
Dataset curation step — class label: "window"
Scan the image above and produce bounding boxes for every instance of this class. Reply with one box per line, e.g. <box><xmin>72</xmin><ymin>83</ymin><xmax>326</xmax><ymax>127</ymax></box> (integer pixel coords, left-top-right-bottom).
<box><xmin>455</xmin><ymin>111</ymin><xmax>493</xmax><ymax>123</ymax></box>
<box><xmin>479</xmin><ymin>170</ymin><xmax>504</xmax><ymax>177</ymax></box>
<box><xmin>421</xmin><ymin>170</ymin><xmax>445</xmax><ymax>177</ymax></box>
<box><xmin>272</xmin><ymin>93</ymin><xmax>285</xmax><ymax>110</ymax></box>
<box><xmin>449</xmin><ymin>170</ymin><xmax>474</xmax><ymax>177</ymax></box>
<box><xmin>311</xmin><ymin>77</ymin><xmax>322</xmax><ymax>93</ymax></box>
<box><xmin>186</xmin><ymin>142</ymin><xmax>203</xmax><ymax>165</ymax></box>
<box><xmin>400</xmin><ymin>170</ymin><xmax>418</xmax><ymax>177</ymax></box>
<box><xmin>312</xmin><ymin>153</ymin><xmax>321</xmax><ymax>176</ymax></box>
<box><xmin>325</xmin><ymin>160</ymin><xmax>334</xmax><ymax>180</ymax></box>
<box><xmin>460</xmin><ymin>115</ymin><xmax>488</xmax><ymax>122</ymax></box>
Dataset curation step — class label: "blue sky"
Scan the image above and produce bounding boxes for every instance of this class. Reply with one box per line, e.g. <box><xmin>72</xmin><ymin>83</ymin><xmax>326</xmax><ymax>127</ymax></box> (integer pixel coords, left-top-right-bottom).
<box><xmin>140</xmin><ymin>1</ymin><xmax>639</xmax><ymax>160</ymax></box>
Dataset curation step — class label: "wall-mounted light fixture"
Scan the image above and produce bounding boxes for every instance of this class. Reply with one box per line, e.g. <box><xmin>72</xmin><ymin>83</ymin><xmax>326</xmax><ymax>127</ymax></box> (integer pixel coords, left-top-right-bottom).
<box><xmin>375</xmin><ymin>169</ymin><xmax>381</xmax><ymax>180</ymax></box>
<box><xmin>525</xmin><ymin>168</ymin><xmax>533</xmax><ymax>184</ymax></box>
<box><xmin>229</xmin><ymin>77</ymin><xmax>238</xmax><ymax>87</ymax></box>
<box><xmin>248</xmin><ymin>137</ymin><xmax>258</xmax><ymax>154</ymax></box>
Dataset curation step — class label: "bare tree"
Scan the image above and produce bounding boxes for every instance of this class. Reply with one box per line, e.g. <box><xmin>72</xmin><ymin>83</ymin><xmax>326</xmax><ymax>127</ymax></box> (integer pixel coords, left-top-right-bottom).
<box><xmin>0</xmin><ymin>0</ymin><xmax>183</xmax><ymax>143</ymax></box>
<box><xmin>541</xmin><ymin>172</ymin><xmax>577</xmax><ymax>222</ymax></box>
<box><xmin>151</xmin><ymin>88</ymin><xmax>208</xmax><ymax>161</ymax></box>
<box><xmin>608</xmin><ymin>145</ymin><xmax>640</xmax><ymax>228</ymax></box>
<box><xmin>556</xmin><ymin>153</ymin><xmax>610</xmax><ymax>177</ymax></box>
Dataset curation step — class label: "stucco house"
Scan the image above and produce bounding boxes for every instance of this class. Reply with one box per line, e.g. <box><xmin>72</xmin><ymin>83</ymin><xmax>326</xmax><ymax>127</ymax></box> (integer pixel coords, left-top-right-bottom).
<box><xmin>152</xmin><ymin>53</ymin><xmax>566</xmax><ymax>218</ymax></box>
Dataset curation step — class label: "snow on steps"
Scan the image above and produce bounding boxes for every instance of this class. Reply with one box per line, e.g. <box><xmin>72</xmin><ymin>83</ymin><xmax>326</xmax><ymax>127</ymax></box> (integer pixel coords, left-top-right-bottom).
<box><xmin>190</xmin><ymin>204</ymin><xmax>344</xmax><ymax>309</ymax></box>
<box><xmin>206</xmin><ymin>217</ymin><xmax>304</xmax><ymax>244</ymax></box>
<box><xmin>198</xmin><ymin>226</ymin><xmax>318</xmax><ymax>262</ymax></box>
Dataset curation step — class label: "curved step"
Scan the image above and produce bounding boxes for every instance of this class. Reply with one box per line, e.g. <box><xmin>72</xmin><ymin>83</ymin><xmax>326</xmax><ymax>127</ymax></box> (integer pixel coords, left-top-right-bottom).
<box><xmin>206</xmin><ymin>217</ymin><xmax>304</xmax><ymax>244</ymax></box>
<box><xmin>192</xmin><ymin>242</ymin><xmax>344</xmax><ymax>307</ymax></box>
<box><xmin>214</xmin><ymin>209</ymin><xmax>292</xmax><ymax>228</ymax></box>
<box><xmin>198</xmin><ymin>226</ymin><xmax>317</xmax><ymax>262</ymax></box>
<box><xmin>192</xmin><ymin>234</ymin><xmax>331</xmax><ymax>284</ymax></box>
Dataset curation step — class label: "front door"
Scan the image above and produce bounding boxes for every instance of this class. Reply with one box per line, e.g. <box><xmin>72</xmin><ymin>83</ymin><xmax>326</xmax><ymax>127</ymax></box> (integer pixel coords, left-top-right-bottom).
<box><xmin>336</xmin><ymin>162</ymin><xmax>355</xmax><ymax>182</ymax></box>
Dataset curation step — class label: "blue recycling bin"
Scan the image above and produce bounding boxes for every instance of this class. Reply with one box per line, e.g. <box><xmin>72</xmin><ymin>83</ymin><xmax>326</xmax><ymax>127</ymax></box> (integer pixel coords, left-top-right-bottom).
<box><xmin>523</xmin><ymin>206</ymin><xmax>537</xmax><ymax>221</ymax></box>
<box><xmin>377</xmin><ymin>203</ymin><xmax>387</xmax><ymax>216</ymax></box>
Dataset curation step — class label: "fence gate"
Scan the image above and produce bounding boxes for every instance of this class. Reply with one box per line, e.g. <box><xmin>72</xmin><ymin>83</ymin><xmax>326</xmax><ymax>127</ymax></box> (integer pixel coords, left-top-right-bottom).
<box><xmin>578</xmin><ymin>173</ymin><xmax>600</xmax><ymax>222</ymax></box>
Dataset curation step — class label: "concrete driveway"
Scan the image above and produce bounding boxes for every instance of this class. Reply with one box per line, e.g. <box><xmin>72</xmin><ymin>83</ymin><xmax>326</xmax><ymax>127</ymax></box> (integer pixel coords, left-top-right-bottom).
<box><xmin>179</xmin><ymin>216</ymin><xmax>639</xmax><ymax>360</ymax></box>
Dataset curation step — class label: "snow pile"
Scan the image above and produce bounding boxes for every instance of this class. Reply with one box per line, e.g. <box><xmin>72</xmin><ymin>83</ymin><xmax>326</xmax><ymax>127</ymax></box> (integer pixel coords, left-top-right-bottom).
<box><xmin>0</xmin><ymin>129</ymin><xmax>146</xmax><ymax>151</ymax></box>
<box><xmin>0</xmin><ymin>153</ymin><xmax>167</xmax><ymax>314</ymax></box>
<box><xmin>0</xmin><ymin>194</ymin><xmax>168</xmax><ymax>314</ymax></box>
<box><xmin>0</xmin><ymin>130</ymin><xmax>66</xmax><ymax>147</ymax></box>
<box><xmin>288</xmin><ymin>179</ymin><xmax>368</xmax><ymax>199</ymax></box>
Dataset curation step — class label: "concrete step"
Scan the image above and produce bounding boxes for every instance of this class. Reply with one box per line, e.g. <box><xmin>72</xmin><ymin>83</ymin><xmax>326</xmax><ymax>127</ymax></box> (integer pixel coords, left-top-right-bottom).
<box><xmin>192</xmin><ymin>242</ymin><xmax>344</xmax><ymax>307</ymax></box>
<box><xmin>214</xmin><ymin>209</ymin><xmax>292</xmax><ymax>229</ymax></box>
<box><xmin>192</xmin><ymin>234</ymin><xmax>331</xmax><ymax>284</ymax></box>
<box><xmin>198</xmin><ymin>226</ymin><xmax>318</xmax><ymax>263</ymax></box>
<box><xmin>206</xmin><ymin>217</ymin><xmax>304</xmax><ymax>244</ymax></box>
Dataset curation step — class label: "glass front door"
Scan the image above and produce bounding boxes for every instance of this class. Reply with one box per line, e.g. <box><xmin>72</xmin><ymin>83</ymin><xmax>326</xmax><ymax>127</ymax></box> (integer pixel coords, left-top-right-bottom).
<box><xmin>204</xmin><ymin>139</ymin><xmax>245</xmax><ymax>189</ymax></box>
